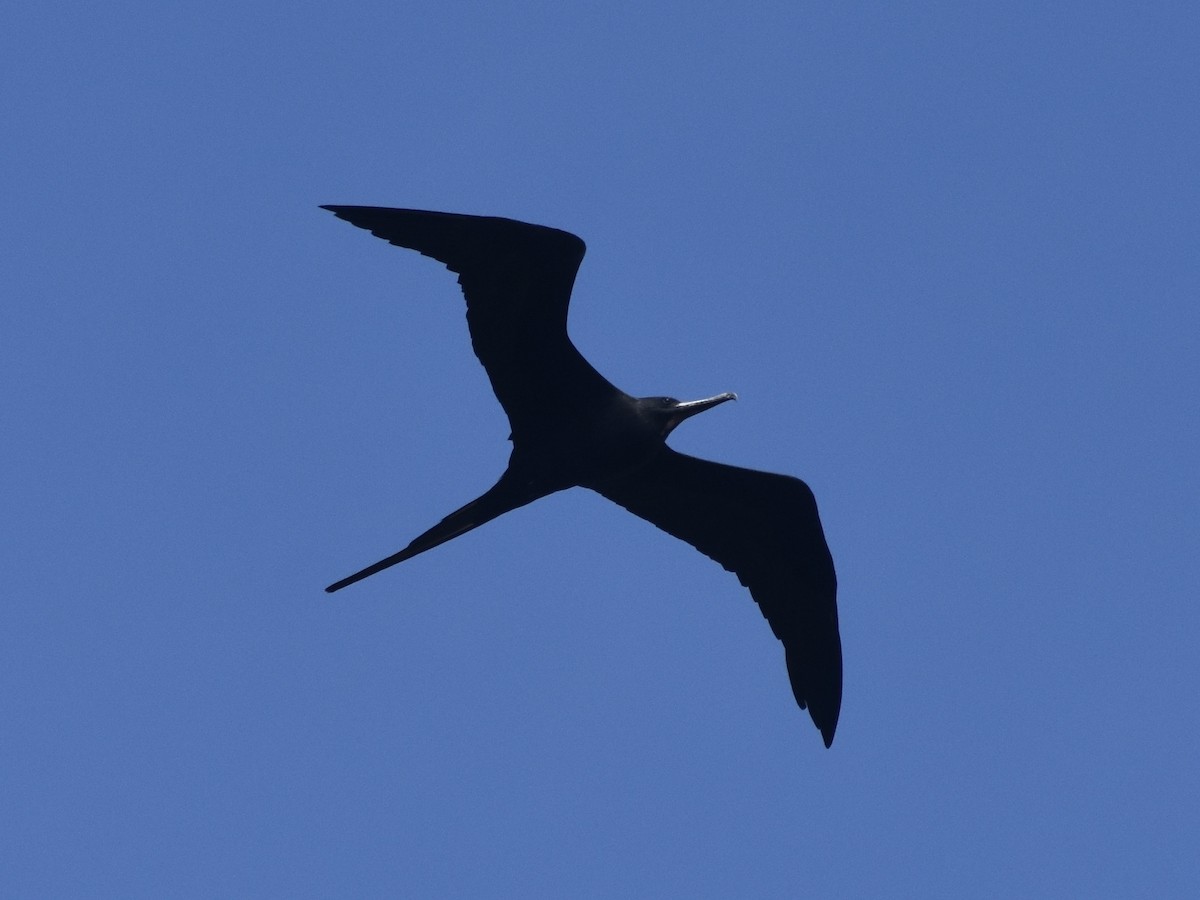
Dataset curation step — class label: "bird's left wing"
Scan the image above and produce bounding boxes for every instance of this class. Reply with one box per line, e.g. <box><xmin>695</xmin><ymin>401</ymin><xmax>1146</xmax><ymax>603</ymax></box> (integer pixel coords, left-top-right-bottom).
<box><xmin>592</xmin><ymin>448</ymin><xmax>842</xmax><ymax>746</ymax></box>
<box><xmin>320</xmin><ymin>206</ymin><xmax>621</xmax><ymax>438</ymax></box>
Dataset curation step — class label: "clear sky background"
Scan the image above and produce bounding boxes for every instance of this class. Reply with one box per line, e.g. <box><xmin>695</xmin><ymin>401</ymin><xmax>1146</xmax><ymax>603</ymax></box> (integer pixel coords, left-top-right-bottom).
<box><xmin>4</xmin><ymin>3</ymin><xmax>1197</xmax><ymax>896</ymax></box>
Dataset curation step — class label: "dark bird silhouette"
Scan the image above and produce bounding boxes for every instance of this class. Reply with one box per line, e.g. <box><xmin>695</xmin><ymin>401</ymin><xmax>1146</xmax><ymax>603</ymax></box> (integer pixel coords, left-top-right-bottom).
<box><xmin>322</xmin><ymin>206</ymin><xmax>842</xmax><ymax>747</ymax></box>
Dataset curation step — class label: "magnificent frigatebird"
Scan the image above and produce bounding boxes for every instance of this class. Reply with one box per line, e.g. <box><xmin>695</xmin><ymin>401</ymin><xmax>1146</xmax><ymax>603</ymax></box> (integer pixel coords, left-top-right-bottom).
<box><xmin>322</xmin><ymin>206</ymin><xmax>842</xmax><ymax>747</ymax></box>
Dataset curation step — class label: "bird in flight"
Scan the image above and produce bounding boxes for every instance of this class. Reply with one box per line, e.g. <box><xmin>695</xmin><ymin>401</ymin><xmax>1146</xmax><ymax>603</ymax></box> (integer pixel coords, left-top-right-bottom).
<box><xmin>322</xmin><ymin>206</ymin><xmax>842</xmax><ymax>747</ymax></box>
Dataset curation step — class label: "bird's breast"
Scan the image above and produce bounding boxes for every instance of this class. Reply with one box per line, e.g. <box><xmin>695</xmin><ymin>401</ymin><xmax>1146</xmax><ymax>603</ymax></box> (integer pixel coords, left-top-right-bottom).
<box><xmin>510</xmin><ymin>397</ymin><xmax>665</xmax><ymax>490</ymax></box>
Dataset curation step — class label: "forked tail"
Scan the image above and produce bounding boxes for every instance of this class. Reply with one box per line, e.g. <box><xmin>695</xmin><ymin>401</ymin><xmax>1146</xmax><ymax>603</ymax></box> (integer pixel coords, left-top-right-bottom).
<box><xmin>325</xmin><ymin>472</ymin><xmax>543</xmax><ymax>593</ymax></box>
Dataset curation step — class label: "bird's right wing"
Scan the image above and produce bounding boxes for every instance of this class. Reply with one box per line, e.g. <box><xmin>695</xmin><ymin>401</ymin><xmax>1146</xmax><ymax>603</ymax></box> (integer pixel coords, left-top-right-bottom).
<box><xmin>321</xmin><ymin>206</ymin><xmax>621</xmax><ymax>437</ymax></box>
<box><xmin>592</xmin><ymin>448</ymin><xmax>842</xmax><ymax>746</ymax></box>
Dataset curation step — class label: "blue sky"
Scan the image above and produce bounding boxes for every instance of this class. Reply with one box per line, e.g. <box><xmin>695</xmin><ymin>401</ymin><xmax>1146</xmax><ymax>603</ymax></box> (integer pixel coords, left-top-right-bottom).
<box><xmin>4</xmin><ymin>2</ymin><xmax>1198</xmax><ymax>896</ymax></box>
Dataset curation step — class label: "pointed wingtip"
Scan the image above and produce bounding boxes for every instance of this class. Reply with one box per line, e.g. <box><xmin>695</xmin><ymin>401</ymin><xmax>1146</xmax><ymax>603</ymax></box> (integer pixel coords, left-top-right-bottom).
<box><xmin>815</xmin><ymin>707</ymin><xmax>839</xmax><ymax>748</ymax></box>
<box><xmin>785</xmin><ymin>648</ymin><xmax>841</xmax><ymax>749</ymax></box>
<box><xmin>817</xmin><ymin>704</ymin><xmax>840</xmax><ymax>748</ymax></box>
<box><xmin>320</xmin><ymin>204</ymin><xmax>362</xmax><ymax>219</ymax></box>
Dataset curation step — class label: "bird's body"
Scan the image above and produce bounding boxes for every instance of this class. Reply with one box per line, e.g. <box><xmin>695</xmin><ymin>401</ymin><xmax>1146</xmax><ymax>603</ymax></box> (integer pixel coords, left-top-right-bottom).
<box><xmin>322</xmin><ymin>206</ymin><xmax>843</xmax><ymax>747</ymax></box>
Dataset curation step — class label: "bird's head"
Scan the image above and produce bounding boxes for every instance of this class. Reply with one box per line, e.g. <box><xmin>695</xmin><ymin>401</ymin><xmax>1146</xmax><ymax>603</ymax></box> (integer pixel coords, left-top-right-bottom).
<box><xmin>639</xmin><ymin>392</ymin><xmax>737</xmax><ymax>438</ymax></box>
